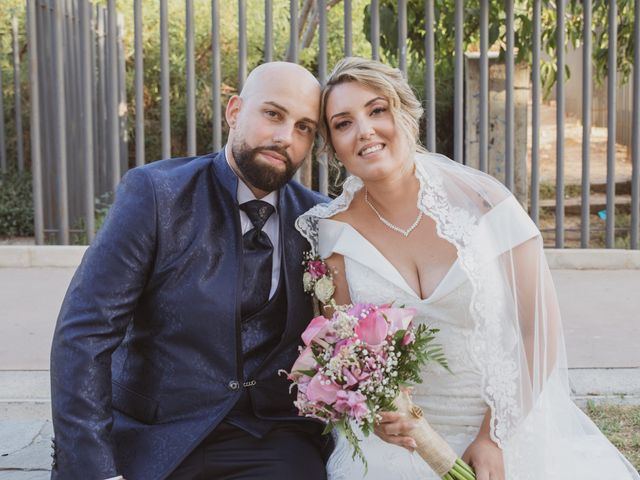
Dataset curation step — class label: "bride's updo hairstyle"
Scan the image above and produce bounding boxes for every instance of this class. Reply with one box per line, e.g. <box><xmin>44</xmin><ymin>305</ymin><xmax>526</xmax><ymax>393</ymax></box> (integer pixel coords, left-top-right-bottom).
<box><xmin>319</xmin><ymin>57</ymin><xmax>425</xmax><ymax>157</ymax></box>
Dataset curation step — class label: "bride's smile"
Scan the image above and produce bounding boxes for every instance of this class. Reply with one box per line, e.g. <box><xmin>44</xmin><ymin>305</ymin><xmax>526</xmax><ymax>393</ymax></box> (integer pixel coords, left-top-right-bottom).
<box><xmin>324</xmin><ymin>82</ymin><xmax>413</xmax><ymax>183</ymax></box>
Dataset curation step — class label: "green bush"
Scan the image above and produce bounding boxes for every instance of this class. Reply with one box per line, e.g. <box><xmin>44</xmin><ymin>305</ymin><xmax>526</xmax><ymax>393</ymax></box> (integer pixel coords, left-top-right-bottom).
<box><xmin>0</xmin><ymin>168</ymin><xmax>33</xmax><ymax>237</ymax></box>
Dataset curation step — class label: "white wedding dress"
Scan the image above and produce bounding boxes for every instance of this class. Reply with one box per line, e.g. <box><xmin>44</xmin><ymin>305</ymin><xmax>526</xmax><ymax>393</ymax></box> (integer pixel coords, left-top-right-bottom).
<box><xmin>297</xmin><ymin>153</ymin><xmax>639</xmax><ymax>480</ymax></box>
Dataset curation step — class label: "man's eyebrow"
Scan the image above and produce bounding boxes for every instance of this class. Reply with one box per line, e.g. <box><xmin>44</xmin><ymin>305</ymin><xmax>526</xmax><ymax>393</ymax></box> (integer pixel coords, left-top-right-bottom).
<box><xmin>330</xmin><ymin>96</ymin><xmax>386</xmax><ymax>122</ymax></box>
<box><xmin>264</xmin><ymin>101</ymin><xmax>318</xmax><ymax>128</ymax></box>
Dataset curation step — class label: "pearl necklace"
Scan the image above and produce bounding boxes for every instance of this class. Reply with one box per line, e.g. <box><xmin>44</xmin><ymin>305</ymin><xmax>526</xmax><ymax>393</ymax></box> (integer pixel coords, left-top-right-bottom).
<box><xmin>364</xmin><ymin>188</ymin><xmax>423</xmax><ymax>238</ymax></box>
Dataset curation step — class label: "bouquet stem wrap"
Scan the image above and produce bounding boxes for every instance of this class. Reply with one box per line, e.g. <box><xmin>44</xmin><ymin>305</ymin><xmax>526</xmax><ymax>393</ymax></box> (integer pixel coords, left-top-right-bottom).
<box><xmin>394</xmin><ymin>391</ymin><xmax>475</xmax><ymax>479</ymax></box>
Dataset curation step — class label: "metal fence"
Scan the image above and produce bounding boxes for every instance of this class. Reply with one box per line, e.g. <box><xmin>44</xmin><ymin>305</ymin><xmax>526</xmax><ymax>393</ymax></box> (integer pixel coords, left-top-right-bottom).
<box><xmin>0</xmin><ymin>0</ymin><xmax>638</xmax><ymax>249</ymax></box>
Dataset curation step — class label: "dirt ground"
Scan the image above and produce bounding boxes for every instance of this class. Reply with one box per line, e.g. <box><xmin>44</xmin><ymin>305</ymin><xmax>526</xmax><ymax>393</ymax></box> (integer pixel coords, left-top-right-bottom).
<box><xmin>527</xmin><ymin>100</ymin><xmax>633</xmax><ymax>186</ymax></box>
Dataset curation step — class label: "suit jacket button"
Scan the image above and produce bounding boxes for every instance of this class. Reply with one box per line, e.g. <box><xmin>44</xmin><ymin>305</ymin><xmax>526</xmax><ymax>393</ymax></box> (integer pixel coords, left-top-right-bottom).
<box><xmin>228</xmin><ymin>380</ymin><xmax>240</xmax><ymax>390</ymax></box>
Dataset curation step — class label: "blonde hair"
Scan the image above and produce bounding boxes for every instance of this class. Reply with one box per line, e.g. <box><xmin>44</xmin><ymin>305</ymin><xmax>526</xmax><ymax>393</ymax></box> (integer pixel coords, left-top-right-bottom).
<box><xmin>319</xmin><ymin>57</ymin><xmax>425</xmax><ymax>158</ymax></box>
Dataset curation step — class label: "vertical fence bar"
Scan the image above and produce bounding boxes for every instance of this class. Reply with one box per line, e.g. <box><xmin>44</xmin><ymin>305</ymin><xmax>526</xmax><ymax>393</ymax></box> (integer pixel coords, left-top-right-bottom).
<box><xmin>555</xmin><ymin>0</ymin><xmax>566</xmax><ymax>247</ymax></box>
<box><xmin>186</xmin><ymin>0</ymin><xmax>196</xmax><ymax>156</ymax></box>
<box><xmin>117</xmin><ymin>14</ymin><xmax>128</xmax><ymax>175</ymax></box>
<box><xmin>0</xmin><ymin>34</ymin><xmax>6</xmax><ymax>173</ymax></box>
<box><xmin>289</xmin><ymin>0</ymin><xmax>299</xmax><ymax>63</ymax></box>
<box><xmin>344</xmin><ymin>0</ymin><xmax>352</xmax><ymax>56</ymax></box>
<box><xmin>505</xmin><ymin>0</ymin><xmax>514</xmax><ymax>191</ymax></box>
<box><xmin>531</xmin><ymin>0</ymin><xmax>541</xmax><ymax>226</ymax></box>
<box><xmin>632</xmin><ymin>0</ymin><xmax>640</xmax><ymax>249</ymax></box>
<box><xmin>238</xmin><ymin>0</ymin><xmax>247</xmax><ymax>88</ymax></box>
<box><xmin>134</xmin><ymin>0</ymin><xmax>144</xmax><ymax>166</ymax></box>
<box><xmin>107</xmin><ymin>0</ymin><xmax>119</xmax><ymax>190</ymax></box>
<box><xmin>581</xmin><ymin>0</ymin><xmax>592</xmax><ymax>248</ymax></box>
<box><xmin>12</xmin><ymin>16</ymin><xmax>25</xmax><ymax>172</ymax></box>
<box><xmin>53</xmin><ymin>1</ymin><xmax>69</xmax><ymax>244</ymax></box>
<box><xmin>370</xmin><ymin>0</ymin><xmax>379</xmax><ymax>61</ymax></box>
<box><xmin>94</xmin><ymin>6</ymin><xmax>109</xmax><ymax>194</ymax></box>
<box><xmin>65</xmin><ymin>0</ymin><xmax>84</xmax><ymax>218</ymax></box>
<box><xmin>479</xmin><ymin>0</ymin><xmax>488</xmax><ymax>173</ymax></box>
<box><xmin>424</xmin><ymin>0</ymin><xmax>435</xmax><ymax>151</ymax></box>
<box><xmin>453</xmin><ymin>0</ymin><xmax>463</xmax><ymax>163</ymax></box>
<box><xmin>211</xmin><ymin>0</ymin><xmax>221</xmax><ymax>151</ymax></box>
<box><xmin>398</xmin><ymin>0</ymin><xmax>407</xmax><ymax>75</ymax></box>
<box><xmin>80</xmin><ymin>0</ymin><xmax>95</xmax><ymax>242</ymax></box>
<box><xmin>160</xmin><ymin>0</ymin><xmax>171</xmax><ymax>159</ymax></box>
<box><xmin>42</xmin><ymin>0</ymin><xmax>56</xmax><ymax>234</ymax></box>
<box><xmin>265</xmin><ymin>0</ymin><xmax>273</xmax><ymax>62</ymax></box>
<box><xmin>27</xmin><ymin>0</ymin><xmax>44</xmax><ymax>244</ymax></box>
<box><xmin>318</xmin><ymin>0</ymin><xmax>328</xmax><ymax>195</ymax></box>
<box><xmin>605</xmin><ymin>1</ymin><xmax>617</xmax><ymax>248</ymax></box>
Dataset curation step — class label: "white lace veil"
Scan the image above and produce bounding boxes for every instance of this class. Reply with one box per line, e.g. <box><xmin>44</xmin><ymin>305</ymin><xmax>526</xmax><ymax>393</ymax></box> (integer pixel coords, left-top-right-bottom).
<box><xmin>297</xmin><ymin>152</ymin><xmax>639</xmax><ymax>477</ymax></box>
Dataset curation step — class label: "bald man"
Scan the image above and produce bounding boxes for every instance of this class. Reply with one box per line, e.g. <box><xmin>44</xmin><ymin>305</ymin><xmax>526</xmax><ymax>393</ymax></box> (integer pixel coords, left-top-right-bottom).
<box><xmin>50</xmin><ymin>62</ymin><xmax>331</xmax><ymax>480</ymax></box>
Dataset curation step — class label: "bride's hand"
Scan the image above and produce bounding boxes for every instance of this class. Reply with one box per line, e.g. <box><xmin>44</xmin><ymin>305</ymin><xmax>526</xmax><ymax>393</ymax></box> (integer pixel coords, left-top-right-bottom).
<box><xmin>373</xmin><ymin>411</ymin><xmax>418</xmax><ymax>452</ymax></box>
<box><xmin>461</xmin><ymin>436</ymin><xmax>504</xmax><ymax>480</ymax></box>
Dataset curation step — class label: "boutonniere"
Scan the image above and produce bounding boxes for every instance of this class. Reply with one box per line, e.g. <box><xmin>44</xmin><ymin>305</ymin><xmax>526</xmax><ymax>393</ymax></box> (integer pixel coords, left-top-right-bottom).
<box><xmin>302</xmin><ymin>251</ymin><xmax>335</xmax><ymax>305</ymax></box>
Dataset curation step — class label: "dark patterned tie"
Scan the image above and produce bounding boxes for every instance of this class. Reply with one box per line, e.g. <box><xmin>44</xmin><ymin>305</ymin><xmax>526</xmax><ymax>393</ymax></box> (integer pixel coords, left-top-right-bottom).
<box><xmin>239</xmin><ymin>200</ymin><xmax>275</xmax><ymax>318</ymax></box>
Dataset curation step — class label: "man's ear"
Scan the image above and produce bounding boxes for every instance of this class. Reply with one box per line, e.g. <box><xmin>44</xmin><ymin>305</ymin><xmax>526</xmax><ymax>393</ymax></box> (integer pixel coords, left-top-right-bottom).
<box><xmin>225</xmin><ymin>95</ymin><xmax>242</xmax><ymax>129</ymax></box>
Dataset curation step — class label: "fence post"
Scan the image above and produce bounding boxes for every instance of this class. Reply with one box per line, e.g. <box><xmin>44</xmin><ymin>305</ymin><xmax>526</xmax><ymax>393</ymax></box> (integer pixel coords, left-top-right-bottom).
<box><xmin>160</xmin><ymin>0</ymin><xmax>171</xmax><ymax>159</ymax></box>
<box><xmin>81</xmin><ymin>0</ymin><xmax>95</xmax><ymax>242</ymax></box>
<box><xmin>632</xmin><ymin>0</ymin><xmax>640</xmax><ymax>249</ymax></box>
<box><xmin>424</xmin><ymin>0</ymin><xmax>435</xmax><ymax>151</ymax></box>
<box><xmin>505</xmin><ymin>0</ymin><xmax>514</xmax><ymax>192</ymax></box>
<box><xmin>530</xmin><ymin>0</ymin><xmax>541</xmax><ymax>226</ymax></box>
<box><xmin>0</xmin><ymin>31</ymin><xmax>6</xmax><ymax>174</ymax></box>
<box><xmin>581</xmin><ymin>0</ymin><xmax>592</xmax><ymax>248</ymax></box>
<box><xmin>479</xmin><ymin>0</ymin><xmax>488</xmax><ymax>173</ymax></box>
<box><xmin>605</xmin><ymin>1</ymin><xmax>617</xmax><ymax>248</ymax></box>
<box><xmin>211</xmin><ymin>0</ymin><xmax>221</xmax><ymax>151</ymax></box>
<box><xmin>555</xmin><ymin>0</ymin><xmax>565</xmax><ymax>248</ymax></box>
<box><xmin>453</xmin><ymin>0</ymin><xmax>463</xmax><ymax>163</ymax></box>
<box><xmin>186</xmin><ymin>0</ymin><xmax>196</xmax><ymax>156</ymax></box>
<box><xmin>12</xmin><ymin>15</ymin><xmax>24</xmax><ymax>173</ymax></box>
<box><xmin>134</xmin><ymin>0</ymin><xmax>144</xmax><ymax>166</ymax></box>
<box><xmin>53</xmin><ymin>0</ymin><xmax>70</xmax><ymax>244</ymax></box>
<box><xmin>265</xmin><ymin>0</ymin><xmax>273</xmax><ymax>62</ymax></box>
<box><xmin>27</xmin><ymin>0</ymin><xmax>44</xmax><ymax>244</ymax></box>
<box><xmin>398</xmin><ymin>0</ymin><xmax>407</xmax><ymax>76</ymax></box>
<box><xmin>370</xmin><ymin>0</ymin><xmax>379</xmax><ymax>61</ymax></box>
<box><xmin>344</xmin><ymin>0</ymin><xmax>352</xmax><ymax>57</ymax></box>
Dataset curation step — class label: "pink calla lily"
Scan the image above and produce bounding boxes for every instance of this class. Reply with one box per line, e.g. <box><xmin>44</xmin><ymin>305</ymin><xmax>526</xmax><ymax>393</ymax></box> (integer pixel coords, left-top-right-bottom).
<box><xmin>382</xmin><ymin>307</ymin><xmax>416</xmax><ymax>334</ymax></box>
<box><xmin>354</xmin><ymin>310</ymin><xmax>389</xmax><ymax>346</ymax></box>
<box><xmin>301</xmin><ymin>315</ymin><xmax>330</xmax><ymax>346</ymax></box>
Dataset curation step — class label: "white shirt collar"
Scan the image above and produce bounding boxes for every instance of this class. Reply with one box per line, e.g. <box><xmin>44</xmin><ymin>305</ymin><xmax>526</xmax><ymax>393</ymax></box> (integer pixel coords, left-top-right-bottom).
<box><xmin>225</xmin><ymin>144</ymin><xmax>278</xmax><ymax>209</ymax></box>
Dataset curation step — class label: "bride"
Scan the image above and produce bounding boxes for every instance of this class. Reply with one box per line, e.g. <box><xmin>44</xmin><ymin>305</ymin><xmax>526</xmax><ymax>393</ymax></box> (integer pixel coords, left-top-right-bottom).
<box><xmin>296</xmin><ymin>57</ymin><xmax>639</xmax><ymax>480</ymax></box>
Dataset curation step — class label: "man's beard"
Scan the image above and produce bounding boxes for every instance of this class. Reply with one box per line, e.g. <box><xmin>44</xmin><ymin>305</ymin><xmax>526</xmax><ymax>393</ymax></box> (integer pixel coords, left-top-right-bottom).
<box><xmin>232</xmin><ymin>141</ymin><xmax>299</xmax><ymax>192</ymax></box>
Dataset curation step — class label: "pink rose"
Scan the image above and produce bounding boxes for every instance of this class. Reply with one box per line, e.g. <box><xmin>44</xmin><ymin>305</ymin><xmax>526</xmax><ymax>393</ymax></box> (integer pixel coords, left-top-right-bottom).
<box><xmin>334</xmin><ymin>390</ymin><xmax>369</xmax><ymax>420</ymax></box>
<box><xmin>354</xmin><ymin>310</ymin><xmax>389</xmax><ymax>346</ymax></box>
<box><xmin>301</xmin><ymin>315</ymin><xmax>330</xmax><ymax>346</ymax></box>
<box><xmin>342</xmin><ymin>367</ymin><xmax>370</xmax><ymax>387</ymax></box>
<box><xmin>381</xmin><ymin>307</ymin><xmax>416</xmax><ymax>335</ymax></box>
<box><xmin>306</xmin><ymin>375</ymin><xmax>341</xmax><ymax>404</ymax></box>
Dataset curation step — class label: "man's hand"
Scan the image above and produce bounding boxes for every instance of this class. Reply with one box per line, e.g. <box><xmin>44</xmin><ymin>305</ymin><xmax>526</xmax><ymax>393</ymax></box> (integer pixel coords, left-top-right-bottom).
<box><xmin>373</xmin><ymin>411</ymin><xmax>417</xmax><ymax>452</ymax></box>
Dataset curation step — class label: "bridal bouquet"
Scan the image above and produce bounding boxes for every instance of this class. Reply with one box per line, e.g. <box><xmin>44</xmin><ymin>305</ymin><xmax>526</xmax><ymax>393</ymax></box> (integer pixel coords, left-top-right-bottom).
<box><xmin>287</xmin><ymin>303</ymin><xmax>476</xmax><ymax>480</ymax></box>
